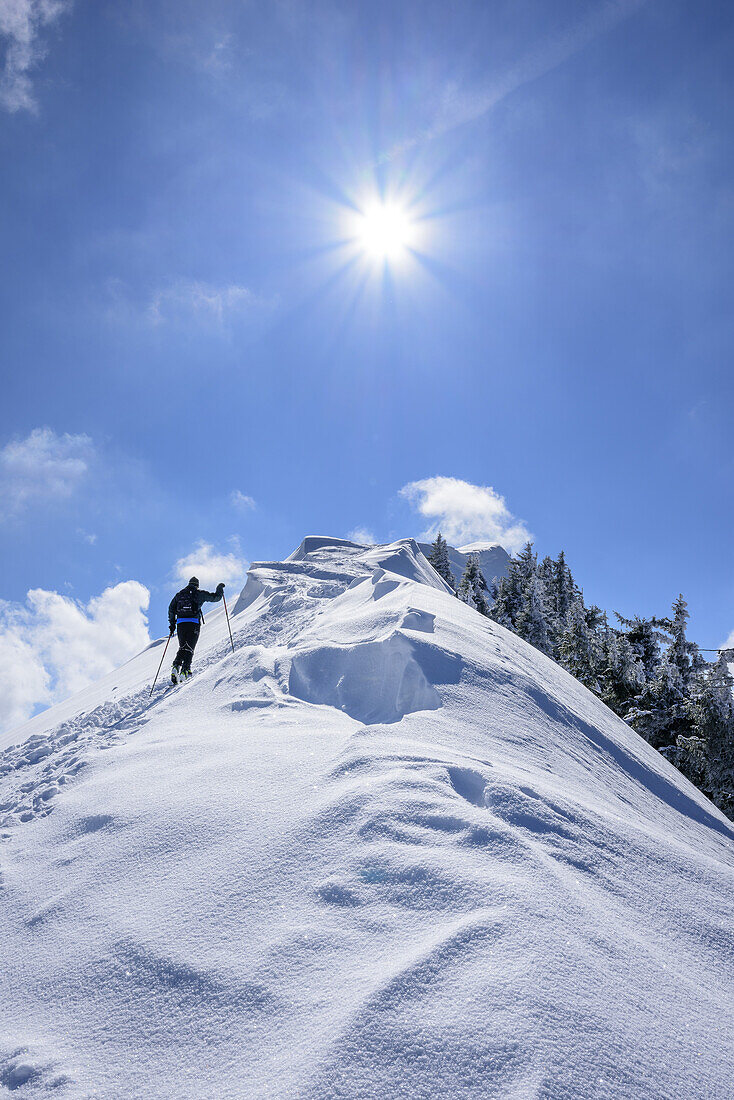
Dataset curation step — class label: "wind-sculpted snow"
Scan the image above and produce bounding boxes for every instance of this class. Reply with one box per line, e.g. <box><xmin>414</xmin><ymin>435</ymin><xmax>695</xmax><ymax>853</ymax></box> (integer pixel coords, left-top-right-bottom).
<box><xmin>286</xmin><ymin>568</ymin><xmax>459</xmax><ymax>724</ymax></box>
<box><xmin>1</xmin><ymin>537</ymin><xmax>733</xmax><ymax>1099</ymax></box>
<box><xmin>288</xmin><ymin>634</ymin><xmax>448</xmax><ymax>724</ymax></box>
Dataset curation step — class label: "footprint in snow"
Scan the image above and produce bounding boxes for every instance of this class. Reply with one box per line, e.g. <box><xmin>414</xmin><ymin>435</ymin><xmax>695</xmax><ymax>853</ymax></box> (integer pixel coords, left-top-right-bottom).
<box><xmin>446</xmin><ymin>766</ymin><xmax>489</xmax><ymax>807</ymax></box>
<box><xmin>0</xmin><ymin>1046</ymin><xmax>72</xmax><ymax>1093</ymax></box>
<box><xmin>315</xmin><ymin>880</ymin><xmax>363</xmax><ymax>907</ymax></box>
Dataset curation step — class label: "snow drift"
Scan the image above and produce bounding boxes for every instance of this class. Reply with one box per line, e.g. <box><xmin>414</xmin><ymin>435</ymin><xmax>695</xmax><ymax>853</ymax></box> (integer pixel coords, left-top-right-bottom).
<box><xmin>1</xmin><ymin>537</ymin><xmax>732</xmax><ymax>1099</ymax></box>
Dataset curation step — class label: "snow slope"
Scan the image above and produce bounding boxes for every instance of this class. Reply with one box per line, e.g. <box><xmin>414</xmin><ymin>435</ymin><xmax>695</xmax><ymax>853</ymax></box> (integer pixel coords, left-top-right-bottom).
<box><xmin>1</xmin><ymin>537</ymin><xmax>732</xmax><ymax>1100</ymax></box>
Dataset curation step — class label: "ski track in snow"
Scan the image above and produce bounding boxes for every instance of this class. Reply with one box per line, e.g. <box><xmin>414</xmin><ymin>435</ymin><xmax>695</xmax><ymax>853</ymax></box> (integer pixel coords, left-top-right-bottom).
<box><xmin>1</xmin><ymin>537</ymin><xmax>733</xmax><ymax>1100</ymax></box>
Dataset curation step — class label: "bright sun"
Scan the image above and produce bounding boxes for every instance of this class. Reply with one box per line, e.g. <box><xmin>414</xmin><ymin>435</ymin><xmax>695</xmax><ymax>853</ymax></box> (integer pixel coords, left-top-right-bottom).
<box><xmin>354</xmin><ymin>200</ymin><xmax>416</xmax><ymax>262</ymax></box>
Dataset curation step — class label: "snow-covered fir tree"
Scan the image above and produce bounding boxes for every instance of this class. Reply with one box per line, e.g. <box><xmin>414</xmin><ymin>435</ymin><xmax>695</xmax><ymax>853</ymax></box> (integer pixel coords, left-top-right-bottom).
<box><xmin>488</xmin><ymin>565</ymin><xmax>521</xmax><ymax>629</ymax></box>
<box><xmin>688</xmin><ymin>655</ymin><xmax>734</xmax><ymax>816</ymax></box>
<box><xmin>664</xmin><ymin>595</ymin><xmax>696</xmax><ymax>692</ymax></box>
<box><xmin>515</xmin><ymin>572</ymin><xmax>550</xmax><ymax>654</ymax></box>
<box><xmin>427</xmin><ymin>532</ymin><xmax>455</xmax><ymax>591</ymax></box>
<box><xmin>598</xmin><ymin>626</ymin><xmax>644</xmax><ymax>715</ymax></box>
<box><xmin>614</xmin><ymin>614</ymin><xmax>666</xmax><ymax>683</ymax></box>
<box><xmin>665</xmin><ymin>732</ymin><xmax>709</xmax><ymax>791</ymax></box>
<box><xmin>457</xmin><ymin>555</ymin><xmax>490</xmax><ymax>616</ymax></box>
<box><xmin>541</xmin><ymin>550</ymin><xmax>577</xmax><ymax>651</ymax></box>
<box><xmin>627</xmin><ymin>650</ymin><xmax>689</xmax><ymax>749</ymax></box>
<box><xmin>626</xmin><ymin>597</ymin><xmax>704</xmax><ymax>751</ymax></box>
<box><xmin>558</xmin><ymin>599</ymin><xmax>602</xmax><ymax>691</ymax></box>
<box><xmin>490</xmin><ymin>542</ymin><xmax>539</xmax><ymax>632</ymax></box>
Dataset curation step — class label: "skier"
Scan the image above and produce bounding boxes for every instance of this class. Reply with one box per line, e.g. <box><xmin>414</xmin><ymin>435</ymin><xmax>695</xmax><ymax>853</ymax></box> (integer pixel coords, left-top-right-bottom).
<box><xmin>168</xmin><ymin>576</ymin><xmax>225</xmax><ymax>683</ymax></box>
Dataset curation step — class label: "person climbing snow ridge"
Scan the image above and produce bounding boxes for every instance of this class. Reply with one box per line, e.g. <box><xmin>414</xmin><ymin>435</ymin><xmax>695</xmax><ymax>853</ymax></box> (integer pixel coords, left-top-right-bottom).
<box><xmin>168</xmin><ymin>576</ymin><xmax>225</xmax><ymax>683</ymax></box>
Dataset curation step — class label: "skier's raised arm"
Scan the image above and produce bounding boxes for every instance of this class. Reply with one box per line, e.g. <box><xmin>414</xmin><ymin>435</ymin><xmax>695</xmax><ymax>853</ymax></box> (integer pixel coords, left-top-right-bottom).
<box><xmin>198</xmin><ymin>582</ymin><xmax>225</xmax><ymax>605</ymax></box>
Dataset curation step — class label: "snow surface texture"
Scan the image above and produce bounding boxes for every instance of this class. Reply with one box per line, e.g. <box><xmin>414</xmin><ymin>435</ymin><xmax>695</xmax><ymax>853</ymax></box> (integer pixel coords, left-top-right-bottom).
<box><xmin>417</xmin><ymin>540</ymin><xmax>510</xmax><ymax>589</ymax></box>
<box><xmin>1</xmin><ymin>537</ymin><xmax>733</xmax><ymax>1100</ymax></box>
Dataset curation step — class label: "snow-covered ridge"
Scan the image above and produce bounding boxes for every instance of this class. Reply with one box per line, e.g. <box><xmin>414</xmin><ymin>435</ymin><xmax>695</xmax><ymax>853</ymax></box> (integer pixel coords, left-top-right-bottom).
<box><xmin>1</xmin><ymin>537</ymin><xmax>732</xmax><ymax>1099</ymax></box>
<box><xmin>456</xmin><ymin>540</ymin><xmax>502</xmax><ymax>552</ymax></box>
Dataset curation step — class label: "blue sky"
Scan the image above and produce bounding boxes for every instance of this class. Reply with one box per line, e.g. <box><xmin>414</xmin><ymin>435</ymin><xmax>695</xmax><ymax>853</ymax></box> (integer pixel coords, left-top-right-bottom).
<box><xmin>1</xmin><ymin>0</ymin><xmax>733</xmax><ymax>729</ymax></box>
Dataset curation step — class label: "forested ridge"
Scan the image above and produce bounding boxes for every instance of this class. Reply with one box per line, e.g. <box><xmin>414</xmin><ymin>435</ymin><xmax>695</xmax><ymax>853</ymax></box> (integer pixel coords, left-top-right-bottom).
<box><xmin>428</xmin><ymin>533</ymin><xmax>734</xmax><ymax>819</ymax></box>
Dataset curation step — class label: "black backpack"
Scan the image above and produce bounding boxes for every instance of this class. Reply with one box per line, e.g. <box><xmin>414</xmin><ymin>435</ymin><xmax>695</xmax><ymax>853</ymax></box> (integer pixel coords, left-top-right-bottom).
<box><xmin>175</xmin><ymin>587</ymin><xmax>199</xmax><ymax>620</ymax></box>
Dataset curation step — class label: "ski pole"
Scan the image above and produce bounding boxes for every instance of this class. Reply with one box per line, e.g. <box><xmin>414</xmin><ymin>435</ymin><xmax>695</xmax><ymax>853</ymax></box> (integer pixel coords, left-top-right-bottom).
<box><xmin>149</xmin><ymin>633</ymin><xmax>173</xmax><ymax>697</ymax></box>
<box><xmin>223</xmin><ymin>593</ymin><xmax>235</xmax><ymax>654</ymax></box>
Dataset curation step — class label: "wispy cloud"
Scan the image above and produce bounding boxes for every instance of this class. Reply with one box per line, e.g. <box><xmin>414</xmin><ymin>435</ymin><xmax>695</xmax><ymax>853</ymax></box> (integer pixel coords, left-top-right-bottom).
<box><xmin>0</xmin><ymin>580</ymin><xmax>150</xmax><ymax>734</ymax></box>
<box><xmin>346</xmin><ymin>526</ymin><xmax>377</xmax><ymax>545</ymax></box>
<box><xmin>230</xmin><ymin>490</ymin><xmax>256</xmax><ymax>512</ymax></box>
<box><xmin>186</xmin><ymin>32</ymin><xmax>234</xmax><ymax>77</ymax></box>
<box><xmin>0</xmin><ymin>427</ymin><xmax>94</xmax><ymax>517</ymax></box>
<box><xmin>0</xmin><ymin>0</ymin><xmax>72</xmax><ymax>113</ymax></box>
<box><xmin>400</xmin><ymin>476</ymin><xmax>531</xmax><ymax>554</ymax></box>
<box><xmin>380</xmin><ymin>0</ymin><xmax>645</xmax><ymax>163</ymax></box>
<box><xmin>148</xmin><ymin>279</ymin><xmax>278</xmax><ymax>328</ymax></box>
<box><xmin>173</xmin><ymin>539</ymin><xmax>248</xmax><ymax>592</ymax></box>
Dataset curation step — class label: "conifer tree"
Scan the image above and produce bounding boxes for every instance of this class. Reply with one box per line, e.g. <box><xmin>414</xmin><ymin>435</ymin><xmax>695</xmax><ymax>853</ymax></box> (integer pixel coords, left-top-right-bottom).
<box><xmin>515</xmin><ymin>542</ymin><xmax>538</xmax><ymax>587</ymax></box>
<box><xmin>491</xmin><ymin>542</ymin><xmax>538</xmax><ymax>631</ymax></box>
<box><xmin>628</xmin><ymin>597</ymin><xmax>703</xmax><ymax>750</ymax></box>
<box><xmin>427</xmin><ymin>532</ymin><xmax>455</xmax><ymax>591</ymax></box>
<box><xmin>662</xmin><ymin>731</ymin><xmax>708</xmax><ymax>791</ymax></box>
<box><xmin>545</xmin><ymin>554</ymin><xmax>566</xmax><ymax>647</ymax></box>
<box><xmin>558</xmin><ymin>598</ymin><xmax>601</xmax><ymax>691</ymax></box>
<box><xmin>688</xmin><ymin>655</ymin><xmax>734</xmax><ymax>816</ymax></box>
<box><xmin>615</xmin><ymin>614</ymin><xmax>666</xmax><ymax>682</ymax></box>
<box><xmin>516</xmin><ymin>572</ymin><xmax>550</xmax><ymax>654</ymax></box>
<box><xmin>553</xmin><ymin>550</ymin><xmax>576</xmax><ymax>622</ymax></box>
<box><xmin>599</xmin><ymin>626</ymin><xmax>644</xmax><ymax>716</ymax></box>
<box><xmin>538</xmin><ymin>556</ymin><xmax>555</xmax><ymax>591</ymax></box>
<box><xmin>664</xmin><ymin>595</ymin><xmax>695</xmax><ymax>692</ymax></box>
<box><xmin>538</xmin><ymin>556</ymin><xmax>560</xmax><ymax>654</ymax></box>
<box><xmin>457</xmin><ymin>555</ymin><xmax>490</xmax><ymax>616</ymax></box>
<box><xmin>489</xmin><ymin>566</ymin><xmax>522</xmax><ymax>629</ymax></box>
<box><xmin>628</xmin><ymin>650</ymin><xmax>690</xmax><ymax>749</ymax></box>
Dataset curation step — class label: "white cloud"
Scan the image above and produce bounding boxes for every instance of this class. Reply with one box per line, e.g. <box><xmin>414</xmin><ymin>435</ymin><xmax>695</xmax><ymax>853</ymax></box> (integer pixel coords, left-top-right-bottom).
<box><xmin>0</xmin><ymin>427</ymin><xmax>94</xmax><ymax>516</ymax></box>
<box><xmin>721</xmin><ymin>631</ymin><xmax>734</xmax><ymax>651</ymax></box>
<box><xmin>148</xmin><ymin>280</ymin><xmax>278</xmax><ymax>327</ymax></box>
<box><xmin>173</xmin><ymin>540</ymin><xmax>248</xmax><ymax>592</ymax></box>
<box><xmin>0</xmin><ymin>0</ymin><xmax>71</xmax><ymax>113</ymax></box>
<box><xmin>0</xmin><ymin>580</ymin><xmax>150</xmax><ymax>734</ymax></box>
<box><xmin>0</xmin><ymin>628</ymin><xmax>50</xmax><ymax>733</ymax></box>
<box><xmin>230</xmin><ymin>490</ymin><xmax>256</xmax><ymax>511</ymax></box>
<box><xmin>347</xmin><ymin>526</ymin><xmax>376</xmax><ymax>545</ymax></box>
<box><xmin>400</xmin><ymin>476</ymin><xmax>532</xmax><ymax>554</ymax></box>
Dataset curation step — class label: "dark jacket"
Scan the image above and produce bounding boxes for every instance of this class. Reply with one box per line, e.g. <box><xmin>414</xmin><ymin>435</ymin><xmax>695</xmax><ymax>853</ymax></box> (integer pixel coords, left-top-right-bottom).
<box><xmin>169</xmin><ymin>583</ymin><xmax>224</xmax><ymax>632</ymax></box>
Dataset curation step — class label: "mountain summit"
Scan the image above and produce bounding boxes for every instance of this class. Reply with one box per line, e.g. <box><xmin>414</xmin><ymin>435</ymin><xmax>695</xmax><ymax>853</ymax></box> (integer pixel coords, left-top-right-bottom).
<box><xmin>1</xmin><ymin>537</ymin><xmax>732</xmax><ymax>1099</ymax></box>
